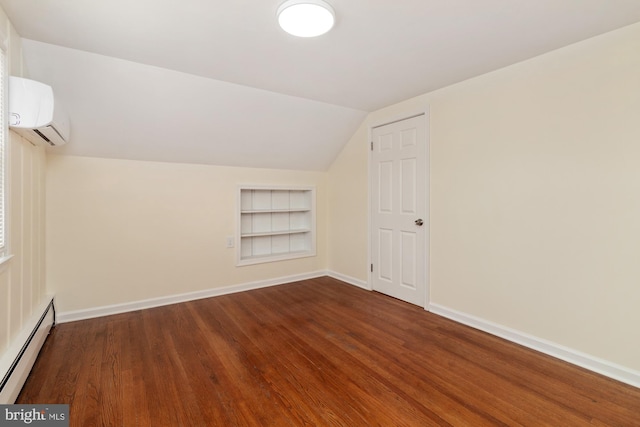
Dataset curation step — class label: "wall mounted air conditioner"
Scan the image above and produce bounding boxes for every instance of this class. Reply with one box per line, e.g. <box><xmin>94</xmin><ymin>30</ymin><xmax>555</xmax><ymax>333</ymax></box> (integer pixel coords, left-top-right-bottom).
<box><xmin>8</xmin><ymin>76</ymin><xmax>70</xmax><ymax>147</ymax></box>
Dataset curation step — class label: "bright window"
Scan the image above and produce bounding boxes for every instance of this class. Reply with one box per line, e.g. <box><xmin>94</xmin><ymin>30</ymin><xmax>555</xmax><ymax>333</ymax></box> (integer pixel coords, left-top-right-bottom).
<box><xmin>0</xmin><ymin>45</ymin><xmax>6</xmax><ymax>257</ymax></box>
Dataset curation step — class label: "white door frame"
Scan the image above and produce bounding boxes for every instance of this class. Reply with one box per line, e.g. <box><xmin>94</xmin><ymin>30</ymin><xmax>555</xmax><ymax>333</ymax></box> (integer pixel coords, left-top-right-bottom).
<box><xmin>367</xmin><ymin>107</ymin><xmax>430</xmax><ymax>309</ymax></box>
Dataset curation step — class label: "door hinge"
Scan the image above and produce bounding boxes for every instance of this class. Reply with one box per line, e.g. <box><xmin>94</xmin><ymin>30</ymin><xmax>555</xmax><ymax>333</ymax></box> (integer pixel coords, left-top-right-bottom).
<box><xmin>370</xmin><ymin>141</ymin><xmax>373</xmax><ymax>151</ymax></box>
<box><xmin>370</xmin><ymin>263</ymin><xmax>373</xmax><ymax>272</ymax></box>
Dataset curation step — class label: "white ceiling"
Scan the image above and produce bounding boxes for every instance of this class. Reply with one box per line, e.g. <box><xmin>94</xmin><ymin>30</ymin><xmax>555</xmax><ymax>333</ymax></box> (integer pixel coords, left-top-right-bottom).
<box><xmin>2</xmin><ymin>0</ymin><xmax>640</xmax><ymax>170</ymax></box>
<box><xmin>19</xmin><ymin>40</ymin><xmax>366</xmax><ymax>170</ymax></box>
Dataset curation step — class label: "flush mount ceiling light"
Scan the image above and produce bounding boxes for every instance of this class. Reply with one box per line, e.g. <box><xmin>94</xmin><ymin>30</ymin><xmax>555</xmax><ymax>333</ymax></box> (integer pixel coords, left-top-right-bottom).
<box><xmin>277</xmin><ymin>0</ymin><xmax>335</xmax><ymax>37</ymax></box>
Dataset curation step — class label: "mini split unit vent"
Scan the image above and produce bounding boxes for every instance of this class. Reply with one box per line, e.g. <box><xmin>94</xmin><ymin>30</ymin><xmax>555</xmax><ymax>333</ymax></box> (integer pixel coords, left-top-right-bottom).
<box><xmin>8</xmin><ymin>76</ymin><xmax>70</xmax><ymax>146</ymax></box>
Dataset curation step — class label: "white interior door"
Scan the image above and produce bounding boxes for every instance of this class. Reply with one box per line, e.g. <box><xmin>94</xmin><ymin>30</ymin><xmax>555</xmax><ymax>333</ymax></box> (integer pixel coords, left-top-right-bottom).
<box><xmin>370</xmin><ymin>114</ymin><xmax>428</xmax><ymax>306</ymax></box>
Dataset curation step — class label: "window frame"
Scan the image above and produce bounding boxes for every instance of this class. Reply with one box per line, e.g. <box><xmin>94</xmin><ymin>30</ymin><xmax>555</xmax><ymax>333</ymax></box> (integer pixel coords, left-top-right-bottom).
<box><xmin>0</xmin><ymin>31</ymin><xmax>8</xmax><ymax>260</ymax></box>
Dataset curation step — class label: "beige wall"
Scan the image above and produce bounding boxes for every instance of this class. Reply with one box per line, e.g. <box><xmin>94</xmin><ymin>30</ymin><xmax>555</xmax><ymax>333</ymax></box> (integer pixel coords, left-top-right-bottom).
<box><xmin>0</xmin><ymin>6</ymin><xmax>48</xmax><ymax>362</ymax></box>
<box><xmin>327</xmin><ymin>22</ymin><xmax>640</xmax><ymax>372</ymax></box>
<box><xmin>326</xmin><ymin>122</ymin><xmax>369</xmax><ymax>282</ymax></box>
<box><xmin>46</xmin><ymin>155</ymin><xmax>327</xmax><ymax>313</ymax></box>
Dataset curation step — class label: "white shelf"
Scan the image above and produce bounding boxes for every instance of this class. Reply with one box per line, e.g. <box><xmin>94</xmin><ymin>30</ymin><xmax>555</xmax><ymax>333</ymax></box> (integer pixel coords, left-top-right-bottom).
<box><xmin>239</xmin><ymin>250</ymin><xmax>313</xmax><ymax>262</ymax></box>
<box><xmin>237</xmin><ymin>186</ymin><xmax>316</xmax><ymax>266</ymax></box>
<box><xmin>240</xmin><ymin>208</ymin><xmax>310</xmax><ymax>214</ymax></box>
<box><xmin>241</xmin><ymin>228</ymin><xmax>311</xmax><ymax>238</ymax></box>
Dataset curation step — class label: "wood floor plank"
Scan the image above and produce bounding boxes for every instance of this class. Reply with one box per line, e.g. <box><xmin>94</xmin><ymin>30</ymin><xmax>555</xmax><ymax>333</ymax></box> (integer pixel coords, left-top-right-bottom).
<box><xmin>17</xmin><ymin>277</ymin><xmax>640</xmax><ymax>426</ymax></box>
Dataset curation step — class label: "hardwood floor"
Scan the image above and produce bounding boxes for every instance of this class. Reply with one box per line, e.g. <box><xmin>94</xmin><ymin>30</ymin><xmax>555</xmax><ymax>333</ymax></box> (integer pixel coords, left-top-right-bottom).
<box><xmin>18</xmin><ymin>277</ymin><xmax>640</xmax><ymax>426</ymax></box>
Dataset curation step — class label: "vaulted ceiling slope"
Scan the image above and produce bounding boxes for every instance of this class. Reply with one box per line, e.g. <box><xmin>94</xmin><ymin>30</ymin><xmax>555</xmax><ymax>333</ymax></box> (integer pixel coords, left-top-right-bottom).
<box><xmin>19</xmin><ymin>40</ymin><xmax>365</xmax><ymax>170</ymax></box>
<box><xmin>2</xmin><ymin>1</ymin><xmax>640</xmax><ymax>170</ymax></box>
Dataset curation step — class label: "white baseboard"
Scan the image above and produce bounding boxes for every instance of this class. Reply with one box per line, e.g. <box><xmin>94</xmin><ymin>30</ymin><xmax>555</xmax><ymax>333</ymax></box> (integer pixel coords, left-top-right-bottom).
<box><xmin>326</xmin><ymin>271</ymin><xmax>370</xmax><ymax>290</ymax></box>
<box><xmin>428</xmin><ymin>303</ymin><xmax>640</xmax><ymax>389</ymax></box>
<box><xmin>57</xmin><ymin>271</ymin><xmax>327</xmax><ymax>323</ymax></box>
<box><xmin>0</xmin><ymin>297</ymin><xmax>55</xmax><ymax>403</ymax></box>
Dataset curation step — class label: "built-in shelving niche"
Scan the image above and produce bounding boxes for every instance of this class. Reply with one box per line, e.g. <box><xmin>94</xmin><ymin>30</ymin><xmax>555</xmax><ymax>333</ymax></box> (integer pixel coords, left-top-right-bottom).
<box><xmin>237</xmin><ymin>186</ymin><xmax>316</xmax><ymax>266</ymax></box>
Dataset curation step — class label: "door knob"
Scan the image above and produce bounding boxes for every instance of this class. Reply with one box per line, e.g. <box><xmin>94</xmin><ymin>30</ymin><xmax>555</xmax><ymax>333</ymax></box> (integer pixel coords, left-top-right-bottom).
<box><xmin>415</xmin><ymin>218</ymin><xmax>424</xmax><ymax>226</ymax></box>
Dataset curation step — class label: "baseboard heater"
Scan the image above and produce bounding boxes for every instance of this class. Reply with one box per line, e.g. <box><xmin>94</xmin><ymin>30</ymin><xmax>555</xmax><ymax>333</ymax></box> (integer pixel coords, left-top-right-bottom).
<box><xmin>0</xmin><ymin>298</ymin><xmax>55</xmax><ymax>403</ymax></box>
